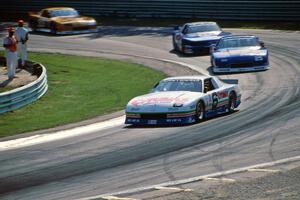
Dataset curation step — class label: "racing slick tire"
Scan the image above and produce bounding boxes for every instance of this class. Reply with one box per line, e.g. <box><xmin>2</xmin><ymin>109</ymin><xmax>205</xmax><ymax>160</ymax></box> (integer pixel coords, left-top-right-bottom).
<box><xmin>196</xmin><ymin>101</ymin><xmax>206</xmax><ymax>122</ymax></box>
<box><xmin>50</xmin><ymin>22</ymin><xmax>57</xmax><ymax>35</ymax></box>
<box><xmin>29</xmin><ymin>20</ymin><xmax>37</xmax><ymax>32</ymax></box>
<box><xmin>172</xmin><ymin>36</ymin><xmax>179</xmax><ymax>52</ymax></box>
<box><xmin>228</xmin><ymin>92</ymin><xmax>237</xmax><ymax>113</ymax></box>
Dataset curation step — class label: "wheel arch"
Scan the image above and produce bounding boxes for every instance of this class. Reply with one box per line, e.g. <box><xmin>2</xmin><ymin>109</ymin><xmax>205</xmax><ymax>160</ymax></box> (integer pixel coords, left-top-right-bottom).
<box><xmin>197</xmin><ymin>98</ymin><xmax>206</xmax><ymax>111</ymax></box>
<box><xmin>229</xmin><ymin>89</ymin><xmax>237</xmax><ymax>98</ymax></box>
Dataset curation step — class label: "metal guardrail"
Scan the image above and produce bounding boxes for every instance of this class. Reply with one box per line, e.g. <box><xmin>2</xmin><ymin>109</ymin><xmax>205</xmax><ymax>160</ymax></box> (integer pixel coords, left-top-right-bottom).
<box><xmin>0</xmin><ymin>0</ymin><xmax>300</xmax><ymax>21</ymax></box>
<box><xmin>0</xmin><ymin>58</ymin><xmax>48</xmax><ymax>114</ymax></box>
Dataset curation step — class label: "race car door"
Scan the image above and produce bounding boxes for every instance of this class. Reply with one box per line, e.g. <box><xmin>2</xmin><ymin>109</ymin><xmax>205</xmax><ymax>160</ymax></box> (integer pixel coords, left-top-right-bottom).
<box><xmin>38</xmin><ymin>10</ymin><xmax>52</xmax><ymax>29</ymax></box>
<box><xmin>203</xmin><ymin>77</ymin><xmax>224</xmax><ymax>111</ymax></box>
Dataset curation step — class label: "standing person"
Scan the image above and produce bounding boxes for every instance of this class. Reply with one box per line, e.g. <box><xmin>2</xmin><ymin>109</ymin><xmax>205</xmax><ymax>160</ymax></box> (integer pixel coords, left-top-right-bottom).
<box><xmin>15</xmin><ymin>20</ymin><xmax>29</xmax><ymax>67</ymax></box>
<box><xmin>3</xmin><ymin>27</ymin><xmax>18</xmax><ymax>79</ymax></box>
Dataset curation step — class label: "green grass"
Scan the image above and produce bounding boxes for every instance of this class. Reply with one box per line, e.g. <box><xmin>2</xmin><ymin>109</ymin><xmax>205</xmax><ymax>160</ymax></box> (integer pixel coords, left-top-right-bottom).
<box><xmin>0</xmin><ymin>86</ymin><xmax>14</xmax><ymax>93</ymax></box>
<box><xmin>0</xmin><ymin>52</ymin><xmax>165</xmax><ymax>137</ymax></box>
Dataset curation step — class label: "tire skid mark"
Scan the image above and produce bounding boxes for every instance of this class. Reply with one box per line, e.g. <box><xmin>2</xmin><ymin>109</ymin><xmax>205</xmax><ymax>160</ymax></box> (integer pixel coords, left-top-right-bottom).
<box><xmin>0</xmin><ymin>29</ymin><xmax>300</xmax><ymax>199</ymax></box>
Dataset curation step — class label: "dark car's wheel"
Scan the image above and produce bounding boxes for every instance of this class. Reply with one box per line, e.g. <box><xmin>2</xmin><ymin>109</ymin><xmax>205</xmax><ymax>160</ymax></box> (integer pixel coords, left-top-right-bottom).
<box><xmin>172</xmin><ymin>37</ymin><xmax>178</xmax><ymax>51</ymax></box>
<box><xmin>29</xmin><ymin>20</ymin><xmax>37</xmax><ymax>32</ymax></box>
<box><xmin>210</xmin><ymin>57</ymin><xmax>214</xmax><ymax>67</ymax></box>
<box><xmin>228</xmin><ymin>92</ymin><xmax>237</xmax><ymax>113</ymax></box>
<box><xmin>196</xmin><ymin>101</ymin><xmax>206</xmax><ymax>122</ymax></box>
<box><xmin>50</xmin><ymin>22</ymin><xmax>57</xmax><ymax>34</ymax></box>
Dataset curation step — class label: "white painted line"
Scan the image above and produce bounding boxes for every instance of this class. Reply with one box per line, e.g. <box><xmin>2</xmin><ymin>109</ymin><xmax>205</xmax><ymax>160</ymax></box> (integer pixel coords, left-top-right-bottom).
<box><xmin>76</xmin><ymin>155</ymin><xmax>300</xmax><ymax>200</ymax></box>
<box><xmin>247</xmin><ymin>168</ymin><xmax>280</xmax><ymax>173</ymax></box>
<box><xmin>0</xmin><ymin>116</ymin><xmax>125</xmax><ymax>151</ymax></box>
<box><xmin>202</xmin><ymin>177</ymin><xmax>235</xmax><ymax>182</ymax></box>
<box><xmin>101</xmin><ymin>196</ymin><xmax>139</xmax><ymax>200</ymax></box>
<box><xmin>154</xmin><ymin>186</ymin><xmax>193</xmax><ymax>192</ymax></box>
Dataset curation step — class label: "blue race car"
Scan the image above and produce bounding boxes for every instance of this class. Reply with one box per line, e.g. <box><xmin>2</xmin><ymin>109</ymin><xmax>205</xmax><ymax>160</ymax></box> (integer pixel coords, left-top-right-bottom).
<box><xmin>172</xmin><ymin>22</ymin><xmax>231</xmax><ymax>54</ymax></box>
<box><xmin>211</xmin><ymin>35</ymin><xmax>269</xmax><ymax>73</ymax></box>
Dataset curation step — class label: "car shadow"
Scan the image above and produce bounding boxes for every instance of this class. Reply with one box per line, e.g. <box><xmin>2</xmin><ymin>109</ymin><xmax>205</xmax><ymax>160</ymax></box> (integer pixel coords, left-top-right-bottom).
<box><xmin>77</xmin><ymin>26</ymin><xmax>173</xmax><ymax>39</ymax></box>
<box><xmin>124</xmin><ymin>110</ymin><xmax>239</xmax><ymax>129</ymax></box>
<box><xmin>124</xmin><ymin>123</ymin><xmax>191</xmax><ymax>129</ymax></box>
<box><xmin>0</xmin><ymin>78</ymin><xmax>12</xmax><ymax>88</ymax></box>
<box><xmin>169</xmin><ymin>49</ymin><xmax>210</xmax><ymax>58</ymax></box>
<box><xmin>29</xmin><ymin>31</ymin><xmax>65</xmax><ymax>37</ymax></box>
<box><xmin>29</xmin><ymin>26</ymin><xmax>174</xmax><ymax>39</ymax></box>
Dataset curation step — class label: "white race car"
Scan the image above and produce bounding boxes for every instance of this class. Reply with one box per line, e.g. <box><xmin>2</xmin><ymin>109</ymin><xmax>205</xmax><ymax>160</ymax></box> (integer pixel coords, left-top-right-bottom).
<box><xmin>125</xmin><ymin>76</ymin><xmax>241</xmax><ymax>125</ymax></box>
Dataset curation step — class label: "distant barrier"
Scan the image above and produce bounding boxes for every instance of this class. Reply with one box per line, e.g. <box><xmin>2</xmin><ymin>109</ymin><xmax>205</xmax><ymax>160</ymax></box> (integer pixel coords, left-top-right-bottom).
<box><xmin>0</xmin><ymin>0</ymin><xmax>299</xmax><ymax>21</ymax></box>
<box><xmin>0</xmin><ymin>57</ymin><xmax>48</xmax><ymax>114</ymax></box>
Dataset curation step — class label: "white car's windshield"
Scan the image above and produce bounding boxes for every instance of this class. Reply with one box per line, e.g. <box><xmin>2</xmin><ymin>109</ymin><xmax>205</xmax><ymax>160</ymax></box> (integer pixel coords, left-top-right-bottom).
<box><xmin>184</xmin><ymin>24</ymin><xmax>220</xmax><ymax>34</ymax></box>
<box><xmin>154</xmin><ymin>80</ymin><xmax>202</xmax><ymax>92</ymax></box>
<box><xmin>217</xmin><ymin>37</ymin><xmax>259</xmax><ymax>49</ymax></box>
<box><xmin>50</xmin><ymin>9</ymin><xmax>79</xmax><ymax>17</ymax></box>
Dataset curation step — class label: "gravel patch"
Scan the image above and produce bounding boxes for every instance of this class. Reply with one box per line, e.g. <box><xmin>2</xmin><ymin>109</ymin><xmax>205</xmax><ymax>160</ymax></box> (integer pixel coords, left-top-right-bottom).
<box><xmin>0</xmin><ymin>66</ymin><xmax>37</xmax><ymax>90</ymax></box>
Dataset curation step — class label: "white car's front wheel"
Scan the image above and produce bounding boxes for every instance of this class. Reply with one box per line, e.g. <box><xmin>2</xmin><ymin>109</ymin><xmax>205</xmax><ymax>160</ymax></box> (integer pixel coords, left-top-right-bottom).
<box><xmin>196</xmin><ymin>101</ymin><xmax>206</xmax><ymax>122</ymax></box>
<box><xmin>228</xmin><ymin>92</ymin><xmax>237</xmax><ymax>113</ymax></box>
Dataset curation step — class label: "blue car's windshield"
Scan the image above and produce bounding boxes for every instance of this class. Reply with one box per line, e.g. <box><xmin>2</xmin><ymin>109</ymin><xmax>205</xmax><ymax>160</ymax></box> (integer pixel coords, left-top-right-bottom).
<box><xmin>50</xmin><ymin>9</ymin><xmax>79</xmax><ymax>17</ymax></box>
<box><xmin>218</xmin><ymin>37</ymin><xmax>259</xmax><ymax>49</ymax></box>
<box><xmin>184</xmin><ymin>24</ymin><xmax>220</xmax><ymax>34</ymax></box>
<box><xmin>154</xmin><ymin>80</ymin><xmax>202</xmax><ymax>92</ymax></box>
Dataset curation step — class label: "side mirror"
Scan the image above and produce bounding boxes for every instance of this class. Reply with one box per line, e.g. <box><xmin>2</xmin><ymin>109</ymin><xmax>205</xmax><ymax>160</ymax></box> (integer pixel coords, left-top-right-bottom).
<box><xmin>220</xmin><ymin>31</ymin><xmax>232</xmax><ymax>36</ymax></box>
<box><xmin>150</xmin><ymin>82</ymin><xmax>159</xmax><ymax>92</ymax></box>
<box><xmin>210</xmin><ymin>44</ymin><xmax>216</xmax><ymax>53</ymax></box>
<box><xmin>260</xmin><ymin>41</ymin><xmax>265</xmax><ymax>48</ymax></box>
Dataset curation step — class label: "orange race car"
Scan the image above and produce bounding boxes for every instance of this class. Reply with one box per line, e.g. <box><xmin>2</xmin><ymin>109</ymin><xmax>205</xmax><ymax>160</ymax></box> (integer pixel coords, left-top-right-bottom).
<box><xmin>28</xmin><ymin>7</ymin><xmax>97</xmax><ymax>35</ymax></box>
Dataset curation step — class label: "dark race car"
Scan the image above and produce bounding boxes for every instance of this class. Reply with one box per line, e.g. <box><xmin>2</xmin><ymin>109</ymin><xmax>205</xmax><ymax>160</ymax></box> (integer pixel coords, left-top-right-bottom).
<box><xmin>172</xmin><ymin>22</ymin><xmax>231</xmax><ymax>55</ymax></box>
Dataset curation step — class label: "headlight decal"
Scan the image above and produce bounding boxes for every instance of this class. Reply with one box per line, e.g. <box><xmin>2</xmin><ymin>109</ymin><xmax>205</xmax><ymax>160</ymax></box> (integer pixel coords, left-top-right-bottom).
<box><xmin>167</xmin><ymin>111</ymin><xmax>196</xmax><ymax>118</ymax></box>
<box><xmin>255</xmin><ymin>56</ymin><xmax>264</xmax><ymax>61</ymax></box>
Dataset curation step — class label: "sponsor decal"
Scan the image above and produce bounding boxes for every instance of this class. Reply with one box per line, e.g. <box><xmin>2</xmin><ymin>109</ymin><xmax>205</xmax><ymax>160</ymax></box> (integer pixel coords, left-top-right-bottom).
<box><xmin>148</xmin><ymin>120</ymin><xmax>157</xmax><ymax>125</ymax></box>
<box><xmin>212</xmin><ymin>92</ymin><xmax>219</xmax><ymax>110</ymax></box>
<box><xmin>166</xmin><ymin>118</ymin><xmax>182</xmax><ymax>123</ymax></box>
<box><xmin>131</xmin><ymin>97</ymin><xmax>189</xmax><ymax>106</ymax></box>
<box><xmin>217</xmin><ymin>91</ymin><xmax>228</xmax><ymax>99</ymax></box>
<box><xmin>127</xmin><ymin>119</ymin><xmax>140</xmax><ymax>123</ymax></box>
<box><xmin>255</xmin><ymin>56</ymin><xmax>263</xmax><ymax>61</ymax></box>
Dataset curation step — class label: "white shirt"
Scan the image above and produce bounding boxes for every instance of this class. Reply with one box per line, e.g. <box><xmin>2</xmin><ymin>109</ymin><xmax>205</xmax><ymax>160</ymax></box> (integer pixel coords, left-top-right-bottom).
<box><xmin>3</xmin><ymin>37</ymin><xmax>10</xmax><ymax>53</ymax></box>
<box><xmin>15</xmin><ymin>27</ymin><xmax>29</xmax><ymax>43</ymax></box>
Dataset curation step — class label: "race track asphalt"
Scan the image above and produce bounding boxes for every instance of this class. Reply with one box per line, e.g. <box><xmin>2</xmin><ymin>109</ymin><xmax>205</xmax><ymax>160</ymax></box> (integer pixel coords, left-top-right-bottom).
<box><xmin>0</xmin><ymin>27</ymin><xmax>299</xmax><ymax>200</ymax></box>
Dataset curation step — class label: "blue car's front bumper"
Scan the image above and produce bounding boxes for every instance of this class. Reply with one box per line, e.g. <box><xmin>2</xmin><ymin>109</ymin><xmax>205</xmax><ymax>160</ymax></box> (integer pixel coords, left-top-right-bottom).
<box><xmin>213</xmin><ymin>55</ymin><xmax>269</xmax><ymax>73</ymax></box>
<box><xmin>213</xmin><ymin>65</ymin><xmax>269</xmax><ymax>73</ymax></box>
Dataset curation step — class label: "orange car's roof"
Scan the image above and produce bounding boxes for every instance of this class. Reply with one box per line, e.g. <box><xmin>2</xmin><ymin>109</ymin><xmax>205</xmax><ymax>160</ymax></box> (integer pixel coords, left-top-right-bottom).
<box><xmin>45</xmin><ymin>7</ymin><xmax>75</xmax><ymax>11</ymax></box>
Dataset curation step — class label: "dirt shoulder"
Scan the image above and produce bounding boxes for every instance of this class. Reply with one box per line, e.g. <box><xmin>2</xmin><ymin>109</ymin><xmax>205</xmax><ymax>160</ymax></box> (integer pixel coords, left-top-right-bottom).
<box><xmin>0</xmin><ymin>66</ymin><xmax>37</xmax><ymax>92</ymax></box>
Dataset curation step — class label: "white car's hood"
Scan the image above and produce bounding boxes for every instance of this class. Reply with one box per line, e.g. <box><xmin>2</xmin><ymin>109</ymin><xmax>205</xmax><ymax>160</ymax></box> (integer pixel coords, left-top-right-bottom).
<box><xmin>127</xmin><ymin>91</ymin><xmax>202</xmax><ymax>113</ymax></box>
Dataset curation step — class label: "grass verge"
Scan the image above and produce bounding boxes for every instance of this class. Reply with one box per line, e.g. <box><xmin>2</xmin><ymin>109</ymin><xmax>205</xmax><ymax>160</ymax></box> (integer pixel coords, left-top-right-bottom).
<box><xmin>0</xmin><ymin>86</ymin><xmax>14</xmax><ymax>93</ymax></box>
<box><xmin>0</xmin><ymin>52</ymin><xmax>165</xmax><ymax>137</ymax></box>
